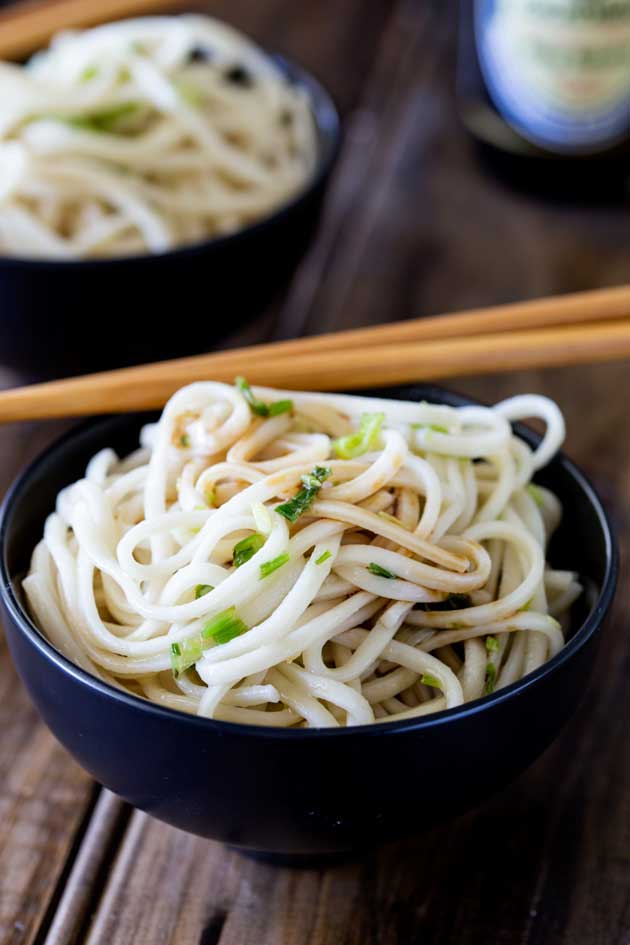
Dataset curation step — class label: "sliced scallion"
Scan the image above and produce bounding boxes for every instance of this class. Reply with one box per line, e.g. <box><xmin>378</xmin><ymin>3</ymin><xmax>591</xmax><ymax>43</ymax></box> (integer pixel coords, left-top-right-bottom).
<box><xmin>367</xmin><ymin>562</ymin><xmax>397</xmax><ymax>579</ymax></box>
<box><xmin>202</xmin><ymin>607</ymin><xmax>248</xmax><ymax>645</ymax></box>
<box><xmin>233</xmin><ymin>532</ymin><xmax>265</xmax><ymax>567</ymax></box>
<box><xmin>260</xmin><ymin>552</ymin><xmax>289</xmax><ymax>579</ymax></box>
<box><xmin>333</xmin><ymin>412</ymin><xmax>385</xmax><ymax>459</ymax></box>
<box><xmin>275</xmin><ymin>466</ymin><xmax>331</xmax><ymax>523</ymax></box>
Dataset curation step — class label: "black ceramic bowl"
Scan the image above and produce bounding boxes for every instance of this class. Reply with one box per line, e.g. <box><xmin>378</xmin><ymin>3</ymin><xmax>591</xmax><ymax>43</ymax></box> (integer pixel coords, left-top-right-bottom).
<box><xmin>0</xmin><ymin>57</ymin><xmax>339</xmax><ymax>379</ymax></box>
<box><xmin>0</xmin><ymin>386</ymin><xmax>618</xmax><ymax>864</ymax></box>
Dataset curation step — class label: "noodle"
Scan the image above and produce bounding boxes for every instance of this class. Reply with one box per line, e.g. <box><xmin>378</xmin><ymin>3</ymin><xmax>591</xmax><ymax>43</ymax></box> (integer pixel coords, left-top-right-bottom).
<box><xmin>0</xmin><ymin>16</ymin><xmax>317</xmax><ymax>259</ymax></box>
<box><xmin>24</xmin><ymin>382</ymin><xmax>579</xmax><ymax>728</ymax></box>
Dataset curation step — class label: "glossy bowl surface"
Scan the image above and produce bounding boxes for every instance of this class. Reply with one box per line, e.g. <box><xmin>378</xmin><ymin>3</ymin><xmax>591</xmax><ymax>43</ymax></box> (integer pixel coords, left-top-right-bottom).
<box><xmin>0</xmin><ymin>386</ymin><xmax>618</xmax><ymax>861</ymax></box>
<box><xmin>0</xmin><ymin>56</ymin><xmax>340</xmax><ymax>378</ymax></box>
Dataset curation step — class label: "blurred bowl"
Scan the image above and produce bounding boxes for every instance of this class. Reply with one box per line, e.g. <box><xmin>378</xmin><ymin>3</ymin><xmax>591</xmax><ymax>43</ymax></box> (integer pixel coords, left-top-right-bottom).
<box><xmin>0</xmin><ymin>386</ymin><xmax>618</xmax><ymax>865</ymax></box>
<box><xmin>0</xmin><ymin>56</ymin><xmax>340</xmax><ymax>379</ymax></box>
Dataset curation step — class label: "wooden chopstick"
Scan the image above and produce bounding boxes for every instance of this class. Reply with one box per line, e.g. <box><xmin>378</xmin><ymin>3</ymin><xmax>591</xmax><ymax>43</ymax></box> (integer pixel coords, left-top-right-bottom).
<box><xmin>121</xmin><ymin>283</ymin><xmax>630</xmax><ymax>374</ymax></box>
<box><xmin>0</xmin><ymin>0</ymin><xmax>189</xmax><ymax>61</ymax></box>
<box><xmin>0</xmin><ymin>290</ymin><xmax>628</xmax><ymax>423</ymax></box>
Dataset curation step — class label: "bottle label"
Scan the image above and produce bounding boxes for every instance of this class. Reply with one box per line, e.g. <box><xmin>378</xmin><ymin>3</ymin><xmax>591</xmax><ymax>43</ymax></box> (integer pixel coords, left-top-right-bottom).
<box><xmin>475</xmin><ymin>0</ymin><xmax>630</xmax><ymax>153</ymax></box>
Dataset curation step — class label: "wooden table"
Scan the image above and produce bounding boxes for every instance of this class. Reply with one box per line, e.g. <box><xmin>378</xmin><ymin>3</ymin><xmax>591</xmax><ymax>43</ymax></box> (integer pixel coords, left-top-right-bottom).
<box><xmin>1</xmin><ymin>2</ymin><xmax>629</xmax><ymax>942</ymax></box>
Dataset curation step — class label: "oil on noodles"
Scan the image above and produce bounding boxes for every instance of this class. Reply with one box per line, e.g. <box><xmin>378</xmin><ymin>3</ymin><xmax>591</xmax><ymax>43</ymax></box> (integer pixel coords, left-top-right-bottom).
<box><xmin>24</xmin><ymin>383</ymin><xmax>582</xmax><ymax>728</ymax></box>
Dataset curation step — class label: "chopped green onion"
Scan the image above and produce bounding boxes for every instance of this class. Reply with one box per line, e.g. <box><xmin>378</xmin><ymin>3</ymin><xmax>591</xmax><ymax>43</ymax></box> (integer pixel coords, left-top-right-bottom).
<box><xmin>484</xmin><ymin>662</ymin><xmax>497</xmax><ymax>695</ymax></box>
<box><xmin>235</xmin><ymin>376</ymin><xmax>293</xmax><ymax>418</ymax></box>
<box><xmin>233</xmin><ymin>532</ymin><xmax>265</xmax><ymax>567</ymax></box>
<box><xmin>235</xmin><ymin>376</ymin><xmax>270</xmax><ymax>416</ymax></box>
<box><xmin>415</xmin><ymin>593</ymin><xmax>471</xmax><ymax>612</ymax></box>
<box><xmin>179</xmin><ymin>434</ymin><xmax>190</xmax><ymax>448</ymax></box>
<box><xmin>485</xmin><ymin>635</ymin><xmax>499</xmax><ymax>653</ymax></box>
<box><xmin>520</xmin><ymin>596</ymin><xmax>534</xmax><ymax>612</ymax></box>
<box><xmin>81</xmin><ymin>65</ymin><xmax>99</xmax><ymax>81</ymax></box>
<box><xmin>195</xmin><ymin>584</ymin><xmax>213</xmax><ymax>599</ymax></box>
<box><xmin>175</xmin><ymin>78</ymin><xmax>205</xmax><ymax>107</ymax></box>
<box><xmin>420</xmin><ymin>673</ymin><xmax>442</xmax><ymax>690</ymax></box>
<box><xmin>202</xmin><ymin>607</ymin><xmax>248</xmax><ymax>646</ymax></box>
<box><xmin>527</xmin><ymin>484</ymin><xmax>545</xmax><ymax>507</ymax></box>
<box><xmin>268</xmin><ymin>399</ymin><xmax>293</xmax><ymax>416</ymax></box>
<box><xmin>333</xmin><ymin>412</ymin><xmax>385</xmax><ymax>459</ymax></box>
<box><xmin>276</xmin><ymin>466</ymin><xmax>331</xmax><ymax>523</ymax></box>
<box><xmin>315</xmin><ymin>550</ymin><xmax>332</xmax><ymax>565</ymax></box>
<box><xmin>411</xmin><ymin>423</ymin><xmax>449</xmax><ymax>434</ymax></box>
<box><xmin>367</xmin><ymin>562</ymin><xmax>397</xmax><ymax>579</ymax></box>
<box><xmin>260</xmin><ymin>552</ymin><xmax>289</xmax><ymax>578</ymax></box>
<box><xmin>170</xmin><ymin>637</ymin><xmax>203</xmax><ymax>677</ymax></box>
<box><xmin>64</xmin><ymin>102</ymin><xmax>140</xmax><ymax>133</ymax></box>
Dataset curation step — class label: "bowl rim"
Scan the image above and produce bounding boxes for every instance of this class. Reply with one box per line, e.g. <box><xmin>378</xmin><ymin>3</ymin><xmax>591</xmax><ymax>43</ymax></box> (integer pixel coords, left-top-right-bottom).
<box><xmin>0</xmin><ymin>53</ymin><xmax>341</xmax><ymax>270</ymax></box>
<box><xmin>0</xmin><ymin>385</ymin><xmax>619</xmax><ymax>739</ymax></box>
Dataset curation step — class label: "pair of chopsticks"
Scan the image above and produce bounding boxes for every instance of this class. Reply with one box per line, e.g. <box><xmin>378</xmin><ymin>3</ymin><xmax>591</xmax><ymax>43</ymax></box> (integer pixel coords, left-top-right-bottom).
<box><xmin>1</xmin><ymin>284</ymin><xmax>629</xmax><ymax>423</ymax></box>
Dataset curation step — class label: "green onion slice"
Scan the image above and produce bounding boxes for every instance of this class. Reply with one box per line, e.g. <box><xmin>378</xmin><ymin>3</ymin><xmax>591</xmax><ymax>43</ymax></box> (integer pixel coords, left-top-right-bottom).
<box><xmin>420</xmin><ymin>673</ymin><xmax>442</xmax><ymax>690</ymax></box>
<box><xmin>195</xmin><ymin>584</ymin><xmax>213</xmax><ymax>599</ymax></box>
<box><xmin>275</xmin><ymin>466</ymin><xmax>331</xmax><ymax>523</ymax></box>
<box><xmin>527</xmin><ymin>484</ymin><xmax>545</xmax><ymax>507</ymax></box>
<box><xmin>315</xmin><ymin>550</ymin><xmax>332</xmax><ymax>565</ymax></box>
<box><xmin>367</xmin><ymin>562</ymin><xmax>397</xmax><ymax>579</ymax></box>
<box><xmin>484</xmin><ymin>662</ymin><xmax>497</xmax><ymax>695</ymax></box>
<box><xmin>333</xmin><ymin>412</ymin><xmax>385</xmax><ymax>459</ymax></box>
<box><xmin>202</xmin><ymin>607</ymin><xmax>248</xmax><ymax>646</ymax></box>
<box><xmin>235</xmin><ymin>376</ymin><xmax>293</xmax><ymax>418</ymax></box>
<box><xmin>260</xmin><ymin>552</ymin><xmax>290</xmax><ymax>579</ymax></box>
<box><xmin>233</xmin><ymin>533</ymin><xmax>265</xmax><ymax>567</ymax></box>
<box><xmin>485</xmin><ymin>635</ymin><xmax>499</xmax><ymax>653</ymax></box>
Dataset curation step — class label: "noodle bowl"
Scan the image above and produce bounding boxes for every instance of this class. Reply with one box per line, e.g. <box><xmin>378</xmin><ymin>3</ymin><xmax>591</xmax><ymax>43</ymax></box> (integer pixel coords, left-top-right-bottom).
<box><xmin>0</xmin><ymin>16</ymin><xmax>317</xmax><ymax>259</ymax></box>
<box><xmin>24</xmin><ymin>382</ymin><xmax>582</xmax><ymax>728</ymax></box>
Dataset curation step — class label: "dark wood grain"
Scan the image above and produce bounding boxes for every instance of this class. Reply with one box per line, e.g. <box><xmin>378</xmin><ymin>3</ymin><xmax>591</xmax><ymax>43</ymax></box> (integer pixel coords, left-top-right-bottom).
<box><xmin>1</xmin><ymin>0</ymin><xmax>630</xmax><ymax>943</ymax></box>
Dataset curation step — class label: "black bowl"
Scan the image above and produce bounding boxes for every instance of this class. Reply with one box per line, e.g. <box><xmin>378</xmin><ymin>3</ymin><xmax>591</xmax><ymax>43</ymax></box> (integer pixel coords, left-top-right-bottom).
<box><xmin>0</xmin><ymin>56</ymin><xmax>340</xmax><ymax>379</ymax></box>
<box><xmin>0</xmin><ymin>386</ymin><xmax>618</xmax><ymax>864</ymax></box>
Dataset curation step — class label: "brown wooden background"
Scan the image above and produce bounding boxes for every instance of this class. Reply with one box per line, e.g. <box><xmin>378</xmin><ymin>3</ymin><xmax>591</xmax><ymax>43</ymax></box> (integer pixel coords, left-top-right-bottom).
<box><xmin>0</xmin><ymin>2</ymin><xmax>629</xmax><ymax>943</ymax></box>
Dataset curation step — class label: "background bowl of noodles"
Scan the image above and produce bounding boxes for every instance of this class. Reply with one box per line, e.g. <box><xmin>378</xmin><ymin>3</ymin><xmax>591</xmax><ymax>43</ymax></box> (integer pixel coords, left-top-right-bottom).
<box><xmin>0</xmin><ymin>17</ymin><xmax>340</xmax><ymax>378</ymax></box>
<box><xmin>0</xmin><ymin>385</ymin><xmax>617</xmax><ymax>864</ymax></box>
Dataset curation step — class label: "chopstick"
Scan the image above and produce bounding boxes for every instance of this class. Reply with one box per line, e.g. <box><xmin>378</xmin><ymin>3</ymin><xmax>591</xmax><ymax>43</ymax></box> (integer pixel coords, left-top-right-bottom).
<box><xmin>0</xmin><ymin>285</ymin><xmax>629</xmax><ymax>423</ymax></box>
<box><xmin>0</xmin><ymin>0</ymin><xmax>189</xmax><ymax>61</ymax></box>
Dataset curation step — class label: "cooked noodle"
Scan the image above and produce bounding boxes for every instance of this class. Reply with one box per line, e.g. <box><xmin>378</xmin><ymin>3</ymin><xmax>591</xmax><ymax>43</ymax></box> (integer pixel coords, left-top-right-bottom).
<box><xmin>24</xmin><ymin>383</ymin><xmax>581</xmax><ymax>728</ymax></box>
<box><xmin>0</xmin><ymin>16</ymin><xmax>317</xmax><ymax>259</ymax></box>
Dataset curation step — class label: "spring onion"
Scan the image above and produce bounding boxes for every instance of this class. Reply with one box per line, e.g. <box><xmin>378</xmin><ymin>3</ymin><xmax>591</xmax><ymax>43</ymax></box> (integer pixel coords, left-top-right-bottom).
<box><xmin>233</xmin><ymin>533</ymin><xmax>265</xmax><ymax>567</ymax></box>
<box><xmin>260</xmin><ymin>553</ymin><xmax>289</xmax><ymax>579</ymax></box>
<box><xmin>195</xmin><ymin>584</ymin><xmax>213</xmax><ymax>599</ymax></box>
<box><xmin>65</xmin><ymin>102</ymin><xmax>140</xmax><ymax>133</ymax></box>
<box><xmin>170</xmin><ymin>637</ymin><xmax>203</xmax><ymax>677</ymax></box>
<box><xmin>527</xmin><ymin>484</ymin><xmax>545</xmax><ymax>507</ymax></box>
<box><xmin>235</xmin><ymin>376</ymin><xmax>293</xmax><ymax>418</ymax></box>
<box><xmin>315</xmin><ymin>550</ymin><xmax>332</xmax><ymax>565</ymax></box>
<box><xmin>202</xmin><ymin>607</ymin><xmax>248</xmax><ymax>646</ymax></box>
<box><xmin>484</xmin><ymin>662</ymin><xmax>497</xmax><ymax>695</ymax></box>
<box><xmin>411</xmin><ymin>423</ymin><xmax>449</xmax><ymax>434</ymax></box>
<box><xmin>333</xmin><ymin>412</ymin><xmax>385</xmax><ymax>459</ymax></box>
<box><xmin>421</xmin><ymin>673</ymin><xmax>442</xmax><ymax>690</ymax></box>
<box><xmin>485</xmin><ymin>635</ymin><xmax>499</xmax><ymax>653</ymax></box>
<box><xmin>276</xmin><ymin>466</ymin><xmax>331</xmax><ymax>523</ymax></box>
<box><xmin>367</xmin><ymin>562</ymin><xmax>397</xmax><ymax>579</ymax></box>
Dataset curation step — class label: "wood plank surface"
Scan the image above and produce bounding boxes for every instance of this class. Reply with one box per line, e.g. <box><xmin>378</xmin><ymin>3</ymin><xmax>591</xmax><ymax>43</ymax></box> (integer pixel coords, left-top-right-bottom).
<box><xmin>0</xmin><ymin>0</ymin><xmax>629</xmax><ymax>943</ymax></box>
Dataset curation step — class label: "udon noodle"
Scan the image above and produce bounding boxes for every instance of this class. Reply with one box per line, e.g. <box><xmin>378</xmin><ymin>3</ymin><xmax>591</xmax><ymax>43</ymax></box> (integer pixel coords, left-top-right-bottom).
<box><xmin>0</xmin><ymin>16</ymin><xmax>316</xmax><ymax>259</ymax></box>
<box><xmin>24</xmin><ymin>382</ymin><xmax>582</xmax><ymax>728</ymax></box>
